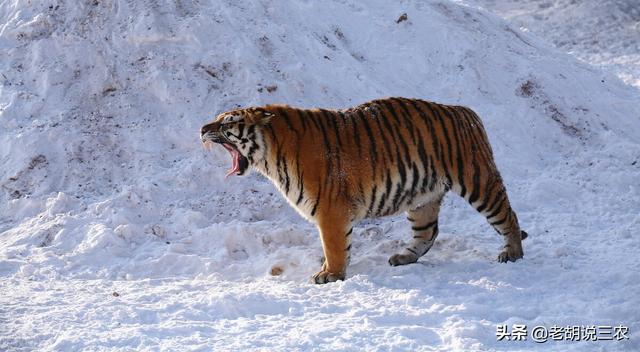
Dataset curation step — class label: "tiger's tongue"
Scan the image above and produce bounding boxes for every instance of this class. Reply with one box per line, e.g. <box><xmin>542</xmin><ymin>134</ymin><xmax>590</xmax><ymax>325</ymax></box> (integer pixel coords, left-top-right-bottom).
<box><xmin>222</xmin><ymin>143</ymin><xmax>240</xmax><ymax>178</ymax></box>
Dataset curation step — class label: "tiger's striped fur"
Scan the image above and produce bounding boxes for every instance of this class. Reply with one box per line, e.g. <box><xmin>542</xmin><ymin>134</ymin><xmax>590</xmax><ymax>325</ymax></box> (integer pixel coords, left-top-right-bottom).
<box><xmin>201</xmin><ymin>97</ymin><xmax>527</xmax><ymax>284</ymax></box>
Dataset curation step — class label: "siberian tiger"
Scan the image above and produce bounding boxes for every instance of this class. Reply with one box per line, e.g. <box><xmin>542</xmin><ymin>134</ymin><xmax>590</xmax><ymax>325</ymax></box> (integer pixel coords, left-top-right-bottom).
<box><xmin>200</xmin><ymin>97</ymin><xmax>527</xmax><ymax>284</ymax></box>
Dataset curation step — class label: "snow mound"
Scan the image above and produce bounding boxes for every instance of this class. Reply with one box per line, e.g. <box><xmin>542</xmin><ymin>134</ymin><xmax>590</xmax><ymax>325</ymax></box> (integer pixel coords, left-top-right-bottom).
<box><xmin>1</xmin><ymin>0</ymin><xmax>639</xmax><ymax>350</ymax></box>
<box><xmin>470</xmin><ymin>0</ymin><xmax>640</xmax><ymax>88</ymax></box>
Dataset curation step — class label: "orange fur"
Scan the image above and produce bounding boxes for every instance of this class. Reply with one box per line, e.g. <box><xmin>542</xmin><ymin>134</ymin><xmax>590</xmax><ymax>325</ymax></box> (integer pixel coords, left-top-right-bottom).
<box><xmin>201</xmin><ymin>97</ymin><xmax>526</xmax><ymax>284</ymax></box>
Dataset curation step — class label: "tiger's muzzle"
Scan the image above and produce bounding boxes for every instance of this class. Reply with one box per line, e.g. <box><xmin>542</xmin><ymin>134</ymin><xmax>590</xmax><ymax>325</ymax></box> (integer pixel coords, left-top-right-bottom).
<box><xmin>201</xmin><ymin>123</ymin><xmax>249</xmax><ymax>177</ymax></box>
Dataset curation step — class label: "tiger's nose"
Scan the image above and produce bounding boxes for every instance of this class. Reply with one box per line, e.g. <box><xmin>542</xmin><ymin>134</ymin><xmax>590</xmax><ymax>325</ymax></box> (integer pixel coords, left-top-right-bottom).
<box><xmin>201</xmin><ymin>123</ymin><xmax>220</xmax><ymax>136</ymax></box>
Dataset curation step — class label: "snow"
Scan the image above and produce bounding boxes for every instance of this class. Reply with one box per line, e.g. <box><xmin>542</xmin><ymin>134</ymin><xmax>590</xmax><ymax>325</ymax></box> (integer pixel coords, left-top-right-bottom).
<box><xmin>469</xmin><ymin>0</ymin><xmax>640</xmax><ymax>89</ymax></box>
<box><xmin>1</xmin><ymin>0</ymin><xmax>639</xmax><ymax>350</ymax></box>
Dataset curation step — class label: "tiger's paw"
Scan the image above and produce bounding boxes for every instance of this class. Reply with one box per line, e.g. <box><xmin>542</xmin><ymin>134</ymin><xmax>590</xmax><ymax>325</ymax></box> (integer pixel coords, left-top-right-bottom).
<box><xmin>388</xmin><ymin>253</ymin><xmax>419</xmax><ymax>266</ymax></box>
<box><xmin>497</xmin><ymin>245</ymin><xmax>523</xmax><ymax>263</ymax></box>
<box><xmin>312</xmin><ymin>270</ymin><xmax>345</xmax><ymax>284</ymax></box>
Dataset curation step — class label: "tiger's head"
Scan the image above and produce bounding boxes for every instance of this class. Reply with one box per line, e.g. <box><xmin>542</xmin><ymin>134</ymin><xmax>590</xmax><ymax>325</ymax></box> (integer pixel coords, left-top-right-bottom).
<box><xmin>200</xmin><ymin>107</ymin><xmax>274</xmax><ymax>177</ymax></box>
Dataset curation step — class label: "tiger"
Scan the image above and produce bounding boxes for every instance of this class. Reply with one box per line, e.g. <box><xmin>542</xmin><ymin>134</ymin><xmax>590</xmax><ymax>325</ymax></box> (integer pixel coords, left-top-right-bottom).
<box><xmin>200</xmin><ymin>97</ymin><xmax>527</xmax><ymax>284</ymax></box>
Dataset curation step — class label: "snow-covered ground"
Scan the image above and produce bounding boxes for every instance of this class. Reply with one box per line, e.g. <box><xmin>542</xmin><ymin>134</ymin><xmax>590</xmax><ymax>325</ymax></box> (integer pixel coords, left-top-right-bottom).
<box><xmin>1</xmin><ymin>0</ymin><xmax>639</xmax><ymax>350</ymax></box>
<box><xmin>470</xmin><ymin>0</ymin><xmax>640</xmax><ymax>89</ymax></box>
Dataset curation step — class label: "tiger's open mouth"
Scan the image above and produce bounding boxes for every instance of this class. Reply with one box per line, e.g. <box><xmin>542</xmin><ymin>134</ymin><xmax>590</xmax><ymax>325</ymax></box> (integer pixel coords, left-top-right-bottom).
<box><xmin>220</xmin><ymin>142</ymin><xmax>249</xmax><ymax>177</ymax></box>
<box><xmin>202</xmin><ymin>132</ymin><xmax>249</xmax><ymax>177</ymax></box>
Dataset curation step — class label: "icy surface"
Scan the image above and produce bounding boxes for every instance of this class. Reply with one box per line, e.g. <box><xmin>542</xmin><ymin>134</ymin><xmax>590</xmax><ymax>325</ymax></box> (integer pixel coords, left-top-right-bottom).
<box><xmin>1</xmin><ymin>0</ymin><xmax>639</xmax><ymax>350</ymax></box>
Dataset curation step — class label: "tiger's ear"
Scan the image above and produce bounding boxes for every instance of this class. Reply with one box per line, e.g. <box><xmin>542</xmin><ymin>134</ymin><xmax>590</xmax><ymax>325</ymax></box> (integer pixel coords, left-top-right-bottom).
<box><xmin>248</xmin><ymin>107</ymin><xmax>274</xmax><ymax>124</ymax></box>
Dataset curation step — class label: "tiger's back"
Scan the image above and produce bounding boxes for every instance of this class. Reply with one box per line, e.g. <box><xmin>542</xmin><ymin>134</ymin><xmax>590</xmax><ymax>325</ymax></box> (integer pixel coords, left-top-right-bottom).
<box><xmin>259</xmin><ymin>98</ymin><xmax>501</xmax><ymax>219</ymax></box>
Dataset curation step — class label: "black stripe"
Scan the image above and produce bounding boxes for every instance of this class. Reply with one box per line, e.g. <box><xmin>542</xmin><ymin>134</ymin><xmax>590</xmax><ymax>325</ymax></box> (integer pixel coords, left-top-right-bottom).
<box><xmin>490</xmin><ymin>216</ymin><xmax>507</xmax><ymax>227</ymax></box>
<box><xmin>486</xmin><ymin>189</ymin><xmax>506</xmax><ymax>219</ymax></box>
<box><xmin>322</xmin><ymin>109</ymin><xmax>343</xmax><ymax>195</ymax></box>
<box><xmin>379</xmin><ymin>99</ymin><xmax>402</xmax><ymax>127</ymax></box>
<box><xmin>486</xmin><ymin>204</ymin><xmax>504</xmax><ymax>221</ymax></box>
<box><xmin>475</xmin><ymin>178</ymin><xmax>497</xmax><ymax>213</ymax></box>
<box><xmin>370</xmin><ymin>105</ymin><xmax>394</xmax><ymax>166</ymax></box>
<box><xmin>461</xmin><ymin>108</ymin><xmax>501</xmax><ymax>212</ymax></box>
<box><xmin>265</xmin><ymin>125</ymin><xmax>282</xmax><ymax>179</ymax></box>
<box><xmin>367</xmin><ymin>185</ymin><xmax>378</xmax><ymax>216</ymax></box>
<box><xmin>376</xmin><ymin>173</ymin><xmax>392</xmax><ymax>216</ymax></box>
<box><xmin>281</xmin><ymin>149</ymin><xmax>291</xmax><ymax>194</ymax></box>
<box><xmin>275</xmin><ymin>142</ymin><xmax>285</xmax><ymax>185</ymax></box>
<box><xmin>409</xmin><ymin>100</ymin><xmax>441</xmax><ymax>169</ymax></box>
<box><xmin>378</xmin><ymin>102</ymin><xmax>409</xmax><ymax>212</ymax></box>
<box><xmin>443</xmin><ymin>107</ymin><xmax>467</xmax><ymax>198</ymax></box>
<box><xmin>468</xmin><ymin>159</ymin><xmax>481</xmax><ymax>204</ymax></box>
<box><xmin>264</xmin><ymin>123</ymin><xmax>278</xmax><ymax>144</ymax></box>
<box><xmin>391</xmin><ymin>151</ymin><xmax>407</xmax><ymax>212</ymax></box>
<box><xmin>247</xmin><ymin>134</ymin><xmax>260</xmax><ymax>159</ymax></box>
<box><xmin>347</xmin><ymin>110</ymin><xmax>363</xmax><ymax>158</ymax></box>
<box><xmin>346</xmin><ymin>228</ymin><xmax>353</xmax><ymax>237</ymax></box>
<box><xmin>377</xmin><ymin>102</ymin><xmax>404</xmax><ymax>163</ymax></box>
<box><xmin>408</xmin><ymin>163</ymin><xmax>420</xmax><ymax>202</ymax></box>
<box><xmin>310</xmin><ymin>182</ymin><xmax>322</xmax><ymax>217</ymax></box>
<box><xmin>390</xmin><ymin>98</ymin><xmax>418</xmax><ymax>144</ymax></box>
<box><xmin>296</xmin><ymin>109</ymin><xmax>308</xmax><ymax>134</ymax></box>
<box><xmin>385</xmin><ymin>98</ymin><xmax>420</xmax><ymax>202</ymax></box>
<box><xmin>428</xmin><ymin>155</ymin><xmax>438</xmax><ymax>191</ymax></box>
<box><xmin>306</xmin><ymin>109</ymin><xmax>321</xmax><ymax>130</ymax></box>
<box><xmin>278</xmin><ymin>154</ymin><xmax>286</xmax><ymax>186</ymax></box>
<box><xmin>412</xmin><ymin>220</ymin><xmax>437</xmax><ymax>232</ymax></box>
<box><xmin>397</xmin><ymin>99</ymin><xmax>428</xmax><ymax>193</ymax></box>
<box><xmin>345</xmin><ymin>244</ymin><xmax>352</xmax><ymax>251</ymax></box>
<box><xmin>277</xmin><ymin>107</ymin><xmax>297</xmax><ymax>137</ymax></box>
<box><xmin>260</xmin><ymin>126</ymin><xmax>271</xmax><ymax>174</ymax></box>
<box><xmin>357</xmin><ymin>110</ymin><xmax>378</xmax><ymax>175</ymax></box>
<box><xmin>406</xmin><ymin>248</ymin><xmax>418</xmax><ymax>255</ymax></box>
<box><xmin>407</xmin><ymin>100</ymin><xmax>442</xmax><ymax>191</ymax></box>
<box><xmin>379</xmin><ymin>102</ymin><xmax>409</xmax><ymax>167</ymax></box>
<box><xmin>295</xmin><ymin>152</ymin><xmax>304</xmax><ymax>204</ymax></box>
<box><xmin>416</xmin><ymin>133</ymin><xmax>430</xmax><ymax>192</ymax></box>
<box><xmin>338</xmin><ymin>110</ymin><xmax>347</xmax><ymax>123</ymax></box>
<box><xmin>433</xmin><ymin>105</ymin><xmax>455</xmax><ymax>169</ymax></box>
<box><xmin>423</xmin><ymin>102</ymin><xmax>453</xmax><ymax>187</ymax></box>
<box><xmin>454</xmin><ymin>112</ymin><xmax>479</xmax><ymax>198</ymax></box>
<box><xmin>396</xmin><ymin>131</ymin><xmax>412</xmax><ymax>169</ymax></box>
<box><xmin>461</xmin><ymin>108</ymin><xmax>493</xmax><ymax>163</ymax></box>
<box><xmin>296</xmin><ymin>176</ymin><xmax>305</xmax><ymax>205</ymax></box>
<box><xmin>314</xmin><ymin>111</ymin><xmax>334</xmax><ymax>182</ymax></box>
<box><xmin>460</xmin><ymin>107</ymin><xmax>495</xmax><ymax>206</ymax></box>
<box><xmin>323</xmin><ymin>109</ymin><xmax>343</xmax><ymax>148</ymax></box>
<box><xmin>381</xmin><ymin>99</ymin><xmax>414</xmax><ymax>148</ymax></box>
<box><xmin>357</xmin><ymin>182</ymin><xmax>365</xmax><ymax>205</ymax></box>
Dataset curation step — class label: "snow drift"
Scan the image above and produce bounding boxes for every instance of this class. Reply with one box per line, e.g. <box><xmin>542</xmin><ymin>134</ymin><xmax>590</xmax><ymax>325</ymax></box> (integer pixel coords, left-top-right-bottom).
<box><xmin>470</xmin><ymin>0</ymin><xmax>640</xmax><ymax>88</ymax></box>
<box><xmin>1</xmin><ymin>0</ymin><xmax>639</xmax><ymax>350</ymax></box>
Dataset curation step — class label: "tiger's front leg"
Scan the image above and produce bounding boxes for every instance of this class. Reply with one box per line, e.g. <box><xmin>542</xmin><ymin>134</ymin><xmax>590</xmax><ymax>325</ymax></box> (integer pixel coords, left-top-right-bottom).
<box><xmin>312</xmin><ymin>213</ymin><xmax>352</xmax><ymax>284</ymax></box>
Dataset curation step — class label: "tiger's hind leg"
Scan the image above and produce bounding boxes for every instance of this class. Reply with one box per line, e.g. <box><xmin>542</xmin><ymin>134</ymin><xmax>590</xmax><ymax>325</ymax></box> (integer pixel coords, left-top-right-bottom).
<box><xmin>463</xmin><ymin>176</ymin><xmax>525</xmax><ymax>263</ymax></box>
<box><xmin>491</xmin><ymin>203</ymin><xmax>525</xmax><ymax>263</ymax></box>
<box><xmin>389</xmin><ymin>196</ymin><xmax>443</xmax><ymax>266</ymax></box>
